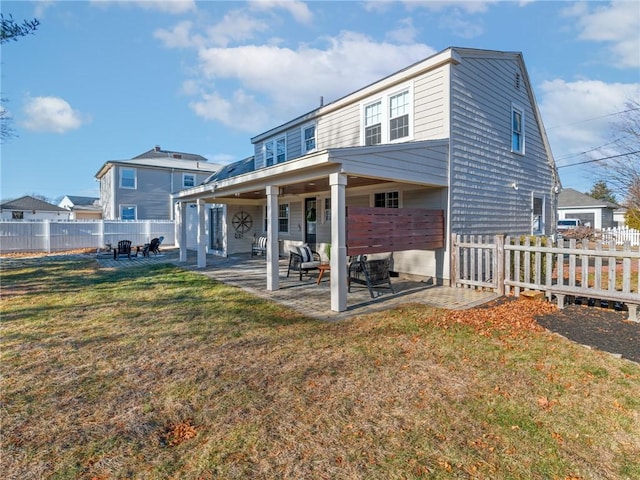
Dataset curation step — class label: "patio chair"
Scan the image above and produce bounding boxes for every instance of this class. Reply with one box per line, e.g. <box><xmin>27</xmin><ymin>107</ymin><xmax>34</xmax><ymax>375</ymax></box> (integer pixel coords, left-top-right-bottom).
<box><xmin>287</xmin><ymin>245</ymin><xmax>321</xmax><ymax>281</ymax></box>
<box><xmin>113</xmin><ymin>240</ymin><xmax>137</xmax><ymax>260</ymax></box>
<box><xmin>348</xmin><ymin>255</ymin><xmax>394</xmax><ymax>298</ymax></box>
<box><xmin>145</xmin><ymin>236</ymin><xmax>163</xmax><ymax>256</ymax></box>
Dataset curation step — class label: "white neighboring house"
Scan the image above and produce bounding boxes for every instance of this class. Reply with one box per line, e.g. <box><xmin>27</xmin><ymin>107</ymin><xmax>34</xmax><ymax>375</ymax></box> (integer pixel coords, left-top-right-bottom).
<box><xmin>1</xmin><ymin>195</ymin><xmax>72</xmax><ymax>220</ymax></box>
<box><xmin>95</xmin><ymin>146</ymin><xmax>222</xmax><ymax>220</ymax></box>
<box><xmin>58</xmin><ymin>195</ymin><xmax>102</xmax><ymax>220</ymax></box>
<box><xmin>174</xmin><ymin>47</ymin><xmax>560</xmax><ymax>312</ymax></box>
<box><xmin>613</xmin><ymin>207</ymin><xmax>628</xmax><ymax>227</ymax></box>
<box><xmin>557</xmin><ymin>188</ymin><xmax>618</xmax><ymax>230</ymax></box>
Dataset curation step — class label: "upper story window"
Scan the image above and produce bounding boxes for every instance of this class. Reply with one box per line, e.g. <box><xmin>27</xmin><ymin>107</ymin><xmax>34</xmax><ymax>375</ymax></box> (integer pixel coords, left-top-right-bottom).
<box><xmin>120</xmin><ymin>167</ymin><xmax>136</xmax><ymax>189</ymax></box>
<box><xmin>362</xmin><ymin>85</ymin><xmax>412</xmax><ymax>146</ymax></box>
<box><xmin>120</xmin><ymin>205</ymin><xmax>136</xmax><ymax>220</ymax></box>
<box><xmin>183</xmin><ymin>173</ymin><xmax>196</xmax><ymax>188</ymax></box>
<box><xmin>389</xmin><ymin>91</ymin><xmax>409</xmax><ymax>141</ymax></box>
<box><xmin>364</xmin><ymin>101</ymin><xmax>382</xmax><ymax>146</ymax></box>
<box><xmin>276</xmin><ymin>137</ymin><xmax>286</xmax><ymax>163</ymax></box>
<box><xmin>302</xmin><ymin>124</ymin><xmax>316</xmax><ymax>153</ymax></box>
<box><xmin>511</xmin><ymin>104</ymin><xmax>525</xmax><ymax>154</ymax></box>
<box><xmin>263</xmin><ymin>135</ymin><xmax>286</xmax><ymax>166</ymax></box>
<box><xmin>374</xmin><ymin>191</ymin><xmax>399</xmax><ymax>208</ymax></box>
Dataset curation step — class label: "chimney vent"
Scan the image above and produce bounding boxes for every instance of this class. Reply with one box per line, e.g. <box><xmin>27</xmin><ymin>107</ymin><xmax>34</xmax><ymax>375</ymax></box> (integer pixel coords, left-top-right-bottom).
<box><xmin>154</xmin><ymin>145</ymin><xmax>161</xmax><ymax>152</ymax></box>
<box><xmin>320</xmin><ymin>96</ymin><xmax>324</xmax><ymax>107</ymax></box>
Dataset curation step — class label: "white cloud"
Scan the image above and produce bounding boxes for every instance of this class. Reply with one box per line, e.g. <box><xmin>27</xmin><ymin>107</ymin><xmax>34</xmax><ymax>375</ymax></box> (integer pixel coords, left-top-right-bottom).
<box><xmin>249</xmin><ymin>0</ymin><xmax>313</xmax><ymax>24</ymax></box>
<box><xmin>189</xmin><ymin>31</ymin><xmax>435</xmax><ymax>131</ymax></box>
<box><xmin>91</xmin><ymin>0</ymin><xmax>196</xmax><ymax>14</ymax></box>
<box><xmin>154</xmin><ymin>20</ymin><xmax>199</xmax><ymax>48</ymax></box>
<box><xmin>386</xmin><ymin>17</ymin><xmax>419</xmax><ymax>44</ymax></box>
<box><xmin>539</xmin><ymin>79</ymin><xmax>640</xmax><ymax>165</ymax></box>
<box><xmin>22</xmin><ymin>96</ymin><xmax>88</xmax><ymax>133</ymax></box>
<box><xmin>564</xmin><ymin>0</ymin><xmax>640</xmax><ymax>68</ymax></box>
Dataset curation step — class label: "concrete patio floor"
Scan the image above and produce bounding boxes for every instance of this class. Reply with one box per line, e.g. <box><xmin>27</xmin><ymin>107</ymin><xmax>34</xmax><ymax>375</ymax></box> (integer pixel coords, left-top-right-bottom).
<box><xmin>97</xmin><ymin>248</ymin><xmax>500</xmax><ymax>321</ymax></box>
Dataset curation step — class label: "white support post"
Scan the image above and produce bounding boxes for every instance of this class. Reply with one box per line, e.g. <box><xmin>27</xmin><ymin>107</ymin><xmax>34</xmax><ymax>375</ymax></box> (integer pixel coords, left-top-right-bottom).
<box><xmin>44</xmin><ymin>219</ymin><xmax>51</xmax><ymax>253</ymax></box>
<box><xmin>330</xmin><ymin>173</ymin><xmax>347</xmax><ymax>312</ymax></box>
<box><xmin>197</xmin><ymin>199</ymin><xmax>207</xmax><ymax>268</ymax></box>
<box><xmin>178</xmin><ymin>202</ymin><xmax>188</xmax><ymax>262</ymax></box>
<box><xmin>266</xmin><ymin>185</ymin><xmax>279</xmax><ymax>291</ymax></box>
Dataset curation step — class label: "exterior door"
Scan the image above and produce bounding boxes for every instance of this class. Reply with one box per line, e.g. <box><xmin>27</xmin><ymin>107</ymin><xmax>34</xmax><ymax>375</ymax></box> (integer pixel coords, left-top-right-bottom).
<box><xmin>305</xmin><ymin>197</ymin><xmax>317</xmax><ymax>248</ymax></box>
<box><xmin>210</xmin><ymin>206</ymin><xmax>223</xmax><ymax>251</ymax></box>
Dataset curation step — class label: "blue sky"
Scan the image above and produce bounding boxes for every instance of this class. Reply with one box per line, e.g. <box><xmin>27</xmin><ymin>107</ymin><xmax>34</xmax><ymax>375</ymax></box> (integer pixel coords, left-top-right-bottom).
<box><xmin>1</xmin><ymin>0</ymin><xmax>639</xmax><ymax>203</ymax></box>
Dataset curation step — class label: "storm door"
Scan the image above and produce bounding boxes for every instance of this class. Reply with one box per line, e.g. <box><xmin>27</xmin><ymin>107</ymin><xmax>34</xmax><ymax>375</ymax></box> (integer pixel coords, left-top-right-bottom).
<box><xmin>304</xmin><ymin>197</ymin><xmax>317</xmax><ymax>248</ymax></box>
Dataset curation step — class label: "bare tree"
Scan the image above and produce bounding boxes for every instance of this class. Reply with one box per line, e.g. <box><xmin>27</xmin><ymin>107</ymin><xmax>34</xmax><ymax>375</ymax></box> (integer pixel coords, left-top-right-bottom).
<box><xmin>1</xmin><ymin>14</ymin><xmax>39</xmax><ymax>43</ymax></box>
<box><xmin>1</xmin><ymin>14</ymin><xmax>40</xmax><ymax>143</ymax></box>
<box><xmin>594</xmin><ymin>100</ymin><xmax>640</xmax><ymax>227</ymax></box>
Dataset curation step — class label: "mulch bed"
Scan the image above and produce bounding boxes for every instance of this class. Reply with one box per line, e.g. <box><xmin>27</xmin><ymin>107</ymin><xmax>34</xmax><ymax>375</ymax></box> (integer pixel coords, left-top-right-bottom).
<box><xmin>536</xmin><ymin>304</ymin><xmax>639</xmax><ymax>364</ymax></box>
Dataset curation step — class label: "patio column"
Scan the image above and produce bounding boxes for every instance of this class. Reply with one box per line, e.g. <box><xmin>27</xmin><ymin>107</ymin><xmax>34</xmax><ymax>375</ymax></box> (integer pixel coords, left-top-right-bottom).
<box><xmin>197</xmin><ymin>199</ymin><xmax>207</xmax><ymax>268</ymax></box>
<box><xmin>266</xmin><ymin>185</ymin><xmax>279</xmax><ymax>291</ymax></box>
<box><xmin>178</xmin><ymin>202</ymin><xmax>188</xmax><ymax>262</ymax></box>
<box><xmin>330</xmin><ymin>172</ymin><xmax>347</xmax><ymax>312</ymax></box>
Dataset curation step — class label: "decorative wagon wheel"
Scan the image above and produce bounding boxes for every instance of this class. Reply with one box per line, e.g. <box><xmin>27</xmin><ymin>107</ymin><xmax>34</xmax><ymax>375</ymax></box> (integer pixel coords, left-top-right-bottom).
<box><xmin>232</xmin><ymin>210</ymin><xmax>253</xmax><ymax>234</ymax></box>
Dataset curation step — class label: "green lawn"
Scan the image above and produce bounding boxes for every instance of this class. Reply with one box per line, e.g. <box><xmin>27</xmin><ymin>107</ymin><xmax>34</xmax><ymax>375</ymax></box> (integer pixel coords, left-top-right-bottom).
<box><xmin>1</xmin><ymin>256</ymin><xmax>639</xmax><ymax>479</ymax></box>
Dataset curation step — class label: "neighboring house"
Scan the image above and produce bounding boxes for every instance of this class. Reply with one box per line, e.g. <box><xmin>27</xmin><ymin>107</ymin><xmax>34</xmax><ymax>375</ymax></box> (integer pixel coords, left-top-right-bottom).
<box><xmin>1</xmin><ymin>195</ymin><xmax>72</xmax><ymax>220</ymax></box>
<box><xmin>557</xmin><ymin>188</ymin><xmax>618</xmax><ymax>229</ymax></box>
<box><xmin>95</xmin><ymin>145</ymin><xmax>222</xmax><ymax>220</ymax></box>
<box><xmin>174</xmin><ymin>47</ymin><xmax>560</xmax><ymax>312</ymax></box>
<box><xmin>614</xmin><ymin>207</ymin><xmax>628</xmax><ymax>227</ymax></box>
<box><xmin>58</xmin><ymin>195</ymin><xmax>102</xmax><ymax>220</ymax></box>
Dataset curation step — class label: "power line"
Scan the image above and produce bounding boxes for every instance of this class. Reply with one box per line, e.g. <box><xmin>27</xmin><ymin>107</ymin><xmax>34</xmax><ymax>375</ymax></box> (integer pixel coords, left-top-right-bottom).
<box><xmin>546</xmin><ymin>107</ymin><xmax>640</xmax><ymax>130</ymax></box>
<box><xmin>557</xmin><ymin>150</ymin><xmax>640</xmax><ymax>168</ymax></box>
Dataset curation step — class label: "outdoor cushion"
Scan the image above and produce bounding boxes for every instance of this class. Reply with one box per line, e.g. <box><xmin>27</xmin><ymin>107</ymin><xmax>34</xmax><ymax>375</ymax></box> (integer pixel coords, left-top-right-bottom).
<box><xmin>296</xmin><ymin>245</ymin><xmax>313</xmax><ymax>263</ymax></box>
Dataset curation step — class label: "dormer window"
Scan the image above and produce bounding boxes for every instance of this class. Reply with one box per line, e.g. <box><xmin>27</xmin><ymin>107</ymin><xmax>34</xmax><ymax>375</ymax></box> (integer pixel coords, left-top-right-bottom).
<box><xmin>361</xmin><ymin>84</ymin><xmax>412</xmax><ymax>146</ymax></box>
<box><xmin>302</xmin><ymin>124</ymin><xmax>316</xmax><ymax>153</ymax></box>
<box><xmin>263</xmin><ymin>135</ymin><xmax>286</xmax><ymax>166</ymax></box>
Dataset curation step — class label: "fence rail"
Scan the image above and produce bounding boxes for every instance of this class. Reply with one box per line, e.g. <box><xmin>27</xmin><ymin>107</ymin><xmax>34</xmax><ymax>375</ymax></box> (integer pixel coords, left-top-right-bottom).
<box><xmin>0</xmin><ymin>220</ymin><xmax>175</xmax><ymax>253</ymax></box>
<box><xmin>452</xmin><ymin>234</ymin><xmax>640</xmax><ymax>321</ymax></box>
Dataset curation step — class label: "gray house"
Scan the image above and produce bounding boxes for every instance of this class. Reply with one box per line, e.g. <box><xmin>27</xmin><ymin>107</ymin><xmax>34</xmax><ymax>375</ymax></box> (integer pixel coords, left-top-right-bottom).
<box><xmin>557</xmin><ymin>188</ymin><xmax>619</xmax><ymax>229</ymax></box>
<box><xmin>174</xmin><ymin>47</ymin><xmax>560</xmax><ymax>312</ymax></box>
<box><xmin>95</xmin><ymin>146</ymin><xmax>222</xmax><ymax>220</ymax></box>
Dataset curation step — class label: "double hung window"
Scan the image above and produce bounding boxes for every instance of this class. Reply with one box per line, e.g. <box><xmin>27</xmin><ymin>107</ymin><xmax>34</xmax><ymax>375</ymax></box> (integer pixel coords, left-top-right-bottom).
<box><xmin>120</xmin><ymin>167</ymin><xmax>136</xmax><ymax>189</ymax></box>
<box><xmin>362</xmin><ymin>85</ymin><xmax>412</xmax><ymax>146</ymax></box>
<box><xmin>302</xmin><ymin>124</ymin><xmax>316</xmax><ymax>153</ymax></box>
<box><xmin>263</xmin><ymin>135</ymin><xmax>286</xmax><ymax>166</ymax></box>
<box><xmin>278</xmin><ymin>203</ymin><xmax>289</xmax><ymax>233</ymax></box>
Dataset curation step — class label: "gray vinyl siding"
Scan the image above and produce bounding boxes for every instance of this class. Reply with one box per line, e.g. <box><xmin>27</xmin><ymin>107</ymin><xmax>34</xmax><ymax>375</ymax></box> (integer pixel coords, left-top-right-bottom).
<box><xmin>449</xmin><ymin>54</ymin><xmax>555</xmax><ymax>236</ymax></box>
<box><xmin>413</xmin><ymin>67</ymin><xmax>448</xmax><ymax>141</ymax></box>
<box><xmin>317</xmin><ymin>103</ymin><xmax>361</xmax><ymax>149</ymax></box>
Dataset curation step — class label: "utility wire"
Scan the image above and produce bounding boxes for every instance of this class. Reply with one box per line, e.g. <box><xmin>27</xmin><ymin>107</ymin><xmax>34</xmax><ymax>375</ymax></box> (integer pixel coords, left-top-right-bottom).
<box><xmin>546</xmin><ymin>107</ymin><xmax>640</xmax><ymax>130</ymax></box>
<box><xmin>557</xmin><ymin>150</ymin><xmax>640</xmax><ymax>168</ymax></box>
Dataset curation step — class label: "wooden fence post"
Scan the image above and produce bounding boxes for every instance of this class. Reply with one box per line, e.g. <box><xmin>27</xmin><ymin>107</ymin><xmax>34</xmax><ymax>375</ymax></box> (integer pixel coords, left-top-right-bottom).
<box><xmin>495</xmin><ymin>235</ymin><xmax>505</xmax><ymax>295</ymax></box>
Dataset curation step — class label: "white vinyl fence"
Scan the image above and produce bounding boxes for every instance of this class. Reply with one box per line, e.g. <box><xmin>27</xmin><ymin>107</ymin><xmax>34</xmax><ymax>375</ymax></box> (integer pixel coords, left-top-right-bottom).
<box><xmin>0</xmin><ymin>220</ymin><xmax>175</xmax><ymax>254</ymax></box>
<box><xmin>601</xmin><ymin>227</ymin><xmax>640</xmax><ymax>246</ymax></box>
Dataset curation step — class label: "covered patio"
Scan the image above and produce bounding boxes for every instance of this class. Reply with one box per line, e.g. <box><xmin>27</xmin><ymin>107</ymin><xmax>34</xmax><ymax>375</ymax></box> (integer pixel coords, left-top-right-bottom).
<box><xmin>174</xmin><ymin>141</ymin><xmax>452</xmax><ymax>313</ymax></box>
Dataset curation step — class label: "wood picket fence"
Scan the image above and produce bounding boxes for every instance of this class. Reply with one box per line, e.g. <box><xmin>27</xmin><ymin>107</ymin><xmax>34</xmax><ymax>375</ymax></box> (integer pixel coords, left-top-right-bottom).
<box><xmin>451</xmin><ymin>234</ymin><xmax>640</xmax><ymax>321</ymax></box>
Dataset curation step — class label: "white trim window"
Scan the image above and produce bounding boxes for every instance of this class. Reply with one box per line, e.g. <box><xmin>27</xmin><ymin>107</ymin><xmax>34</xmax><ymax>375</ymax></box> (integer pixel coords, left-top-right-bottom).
<box><xmin>278</xmin><ymin>203</ymin><xmax>289</xmax><ymax>233</ymax></box>
<box><xmin>324</xmin><ymin>197</ymin><xmax>331</xmax><ymax>222</ymax></box>
<box><xmin>120</xmin><ymin>205</ymin><xmax>137</xmax><ymax>220</ymax></box>
<box><xmin>302</xmin><ymin>123</ymin><xmax>316</xmax><ymax>154</ymax></box>
<box><xmin>263</xmin><ymin>135</ymin><xmax>286</xmax><ymax>166</ymax></box>
<box><xmin>364</xmin><ymin>100</ymin><xmax>382</xmax><ymax>146</ymax></box>
<box><xmin>532</xmin><ymin>195</ymin><xmax>544</xmax><ymax>234</ymax></box>
<box><xmin>374</xmin><ymin>191</ymin><xmax>399</xmax><ymax>208</ymax></box>
<box><xmin>361</xmin><ymin>84</ymin><xmax>413</xmax><ymax>146</ymax></box>
<box><xmin>276</xmin><ymin>136</ymin><xmax>286</xmax><ymax>163</ymax></box>
<box><xmin>183</xmin><ymin>173</ymin><xmax>196</xmax><ymax>188</ymax></box>
<box><xmin>120</xmin><ymin>167</ymin><xmax>136</xmax><ymax>189</ymax></box>
<box><xmin>511</xmin><ymin>104</ymin><xmax>525</xmax><ymax>154</ymax></box>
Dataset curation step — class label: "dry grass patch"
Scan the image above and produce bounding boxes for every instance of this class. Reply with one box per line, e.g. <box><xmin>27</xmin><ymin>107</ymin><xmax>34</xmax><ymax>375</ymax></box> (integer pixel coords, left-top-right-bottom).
<box><xmin>1</xmin><ymin>256</ymin><xmax>639</xmax><ymax>479</ymax></box>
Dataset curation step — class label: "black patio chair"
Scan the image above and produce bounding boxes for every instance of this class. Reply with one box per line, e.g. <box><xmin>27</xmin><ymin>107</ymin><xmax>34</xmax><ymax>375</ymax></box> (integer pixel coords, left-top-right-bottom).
<box><xmin>113</xmin><ymin>240</ymin><xmax>136</xmax><ymax>260</ymax></box>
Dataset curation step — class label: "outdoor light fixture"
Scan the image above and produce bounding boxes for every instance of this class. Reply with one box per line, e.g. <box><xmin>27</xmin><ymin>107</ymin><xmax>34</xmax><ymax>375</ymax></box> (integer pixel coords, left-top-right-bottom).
<box><xmin>511</xmin><ymin>182</ymin><xmax>519</xmax><ymax>190</ymax></box>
